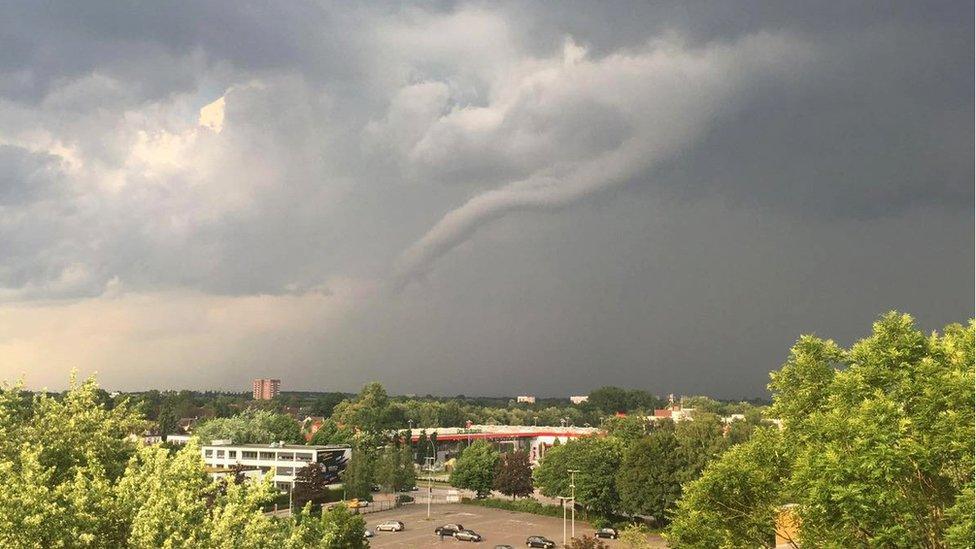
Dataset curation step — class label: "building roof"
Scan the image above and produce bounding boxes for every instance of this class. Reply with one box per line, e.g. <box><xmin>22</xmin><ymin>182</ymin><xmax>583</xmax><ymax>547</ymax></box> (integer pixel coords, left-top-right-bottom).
<box><xmin>405</xmin><ymin>424</ymin><xmax>600</xmax><ymax>442</ymax></box>
<box><xmin>203</xmin><ymin>442</ymin><xmax>350</xmax><ymax>450</ymax></box>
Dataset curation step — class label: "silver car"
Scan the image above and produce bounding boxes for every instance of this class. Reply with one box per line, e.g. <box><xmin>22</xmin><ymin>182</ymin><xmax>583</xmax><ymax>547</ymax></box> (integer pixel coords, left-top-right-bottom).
<box><xmin>376</xmin><ymin>520</ymin><xmax>405</xmax><ymax>532</ymax></box>
<box><xmin>455</xmin><ymin>529</ymin><xmax>483</xmax><ymax>542</ymax></box>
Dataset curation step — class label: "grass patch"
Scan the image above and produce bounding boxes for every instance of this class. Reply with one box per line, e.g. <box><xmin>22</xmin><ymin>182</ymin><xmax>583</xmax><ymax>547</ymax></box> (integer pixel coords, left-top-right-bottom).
<box><xmin>461</xmin><ymin>497</ymin><xmax>583</xmax><ymax>521</ymax></box>
<box><xmin>460</xmin><ymin>497</ymin><xmax>660</xmax><ymax>533</ymax></box>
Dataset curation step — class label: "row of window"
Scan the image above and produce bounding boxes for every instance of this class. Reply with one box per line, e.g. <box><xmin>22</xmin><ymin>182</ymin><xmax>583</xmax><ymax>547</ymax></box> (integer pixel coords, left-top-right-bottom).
<box><xmin>202</xmin><ymin>449</ymin><xmax>314</xmax><ymax>462</ymax></box>
<box><xmin>200</xmin><ymin>460</ymin><xmax>297</xmax><ymax>477</ymax></box>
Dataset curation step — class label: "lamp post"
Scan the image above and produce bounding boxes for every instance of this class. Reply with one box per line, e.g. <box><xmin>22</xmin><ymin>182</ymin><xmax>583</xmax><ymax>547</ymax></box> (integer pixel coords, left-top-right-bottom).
<box><xmin>424</xmin><ymin>456</ymin><xmax>434</xmax><ymax>520</ymax></box>
<box><xmin>568</xmin><ymin>469</ymin><xmax>580</xmax><ymax>539</ymax></box>
<box><xmin>558</xmin><ymin>496</ymin><xmax>572</xmax><ymax>546</ymax></box>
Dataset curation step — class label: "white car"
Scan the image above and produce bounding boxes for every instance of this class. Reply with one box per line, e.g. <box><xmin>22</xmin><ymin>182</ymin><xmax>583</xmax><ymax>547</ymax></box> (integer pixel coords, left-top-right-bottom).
<box><xmin>376</xmin><ymin>520</ymin><xmax>405</xmax><ymax>532</ymax></box>
<box><xmin>363</xmin><ymin>529</ymin><xmax>375</xmax><ymax>539</ymax></box>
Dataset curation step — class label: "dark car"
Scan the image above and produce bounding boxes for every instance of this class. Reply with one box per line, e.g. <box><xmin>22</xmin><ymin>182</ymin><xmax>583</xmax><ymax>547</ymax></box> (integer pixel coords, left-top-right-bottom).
<box><xmin>595</xmin><ymin>527</ymin><xmax>619</xmax><ymax>539</ymax></box>
<box><xmin>435</xmin><ymin>524</ymin><xmax>465</xmax><ymax>536</ymax></box>
<box><xmin>455</xmin><ymin>529</ymin><xmax>483</xmax><ymax>542</ymax></box>
<box><xmin>526</xmin><ymin>536</ymin><xmax>556</xmax><ymax>548</ymax></box>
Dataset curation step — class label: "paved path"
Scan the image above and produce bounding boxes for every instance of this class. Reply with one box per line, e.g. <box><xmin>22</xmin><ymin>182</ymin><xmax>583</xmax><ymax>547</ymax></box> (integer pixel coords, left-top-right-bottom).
<box><xmin>363</xmin><ymin>503</ymin><xmax>666</xmax><ymax>548</ymax></box>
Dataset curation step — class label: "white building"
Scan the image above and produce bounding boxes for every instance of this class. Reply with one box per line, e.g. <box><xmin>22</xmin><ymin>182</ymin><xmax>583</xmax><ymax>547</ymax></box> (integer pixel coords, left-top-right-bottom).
<box><xmin>516</xmin><ymin>395</ymin><xmax>536</xmax><ymax>404</ymax></box>
<box><xmin>569</xmin><ymin>395</ymin><xmax>589</xmax><ymax>405</ymax></box>
<box><xmin>200</xmin><ymin>441</ymin><xmax>351</xmax><ymax>491</ymax></box>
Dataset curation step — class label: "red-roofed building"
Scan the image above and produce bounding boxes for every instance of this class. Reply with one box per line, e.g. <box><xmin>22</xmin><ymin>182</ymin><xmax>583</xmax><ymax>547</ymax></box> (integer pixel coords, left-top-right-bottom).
<box><xmin>406</xmin><ymin>424</ymin><xmax>601</xmax><ymax>465</ymax></box>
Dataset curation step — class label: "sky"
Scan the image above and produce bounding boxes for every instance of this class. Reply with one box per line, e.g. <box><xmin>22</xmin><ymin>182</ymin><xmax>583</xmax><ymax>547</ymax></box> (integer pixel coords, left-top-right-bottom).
<box><xmin>0</xmin><ymin>1</ymin><xmax>972</xmax><ymax>398</ymax></box>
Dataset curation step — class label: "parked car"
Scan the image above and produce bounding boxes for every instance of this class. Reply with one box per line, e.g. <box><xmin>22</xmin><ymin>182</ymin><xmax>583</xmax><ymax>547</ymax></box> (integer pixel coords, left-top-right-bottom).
<box><xmin>376</xmin><ymin>520</ymin><xmax>405</xmax><ymax>532</ymax></box>
<box><xmin>363</xmin><ymin>529</ymin><xmax>374</xmax><ymax>539</ymax></box>
<box><xmin>346</xmin><ymin>499</ymin><xmax>369</xmax><ymax>509</ymax></box>
<box><xmin>595</xmin><ymin>527</ymin><xmax>619</xmax><ymax>539</ymax></box>
<box><xmin>493</xmin><ymin>545</ymin><xmax>515</xmax><ymax>549</ymax></box>
<box><xmin>526</xmin><ymin>536</ymin><xmax>556</xmax><ymax>548</ymax></box>
<box><xmin>435</xmin><ymin>523</ymin><xmax>465</xmax><ymax>536</ymax></box>
<box><xmin>370</xmin><ymin>483</ymin><xmax>381</xmax><ymax>492</ymax></box>
<box><xmin>455</xmin><ymin>529</ymin><xmax>483</xmax><ymax>542</ymax></box>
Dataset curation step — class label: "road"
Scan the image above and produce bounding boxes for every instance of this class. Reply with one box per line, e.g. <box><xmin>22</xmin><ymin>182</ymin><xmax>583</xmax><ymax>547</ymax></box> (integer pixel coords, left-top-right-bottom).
<box><xmin>362</xmin><ymin>503</ymin><xmax>666</xmax><ymax>548</ymax></box>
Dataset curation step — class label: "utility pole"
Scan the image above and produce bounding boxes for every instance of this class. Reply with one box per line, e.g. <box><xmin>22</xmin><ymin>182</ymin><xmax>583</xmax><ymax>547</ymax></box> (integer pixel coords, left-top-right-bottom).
<box><xmin>568</xmin><ymin>469</ymin><xmax>580</xmax><ymax>539</ymax></box>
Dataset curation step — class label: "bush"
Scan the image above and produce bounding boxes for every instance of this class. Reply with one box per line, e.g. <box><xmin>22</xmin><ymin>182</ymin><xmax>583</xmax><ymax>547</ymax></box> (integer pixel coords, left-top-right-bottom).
<box><xmin>462</xmin><ymin>496</ymin><xmax>604</xmax><ymax>523</ymax></box>
<box><xmin>396</xmin><ymin>494</ymin><xmax>415</xmax><ymax>504</ymax></box>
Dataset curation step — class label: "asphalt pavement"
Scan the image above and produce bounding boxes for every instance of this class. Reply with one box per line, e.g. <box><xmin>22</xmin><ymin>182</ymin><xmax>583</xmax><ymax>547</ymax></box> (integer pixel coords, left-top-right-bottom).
<box><xmin>363</xmin><ymin>503</ymin><xmax>666</xmax><ymax>548</ymax></box>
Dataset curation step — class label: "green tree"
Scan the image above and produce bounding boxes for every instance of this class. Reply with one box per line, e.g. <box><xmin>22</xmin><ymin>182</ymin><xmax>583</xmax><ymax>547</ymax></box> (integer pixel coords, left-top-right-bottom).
<box><xmin>616</xmin><ymin>430</ymin><xmax>683</xmax><ymax>524</ymax></box>
<box><xmin>666</xmin><ymin>427</ymin><xmax>788</xmax><ymax>548</ymax></box>
<box><xmin>310</xmin><ymin>393</ymin><xmax>347</xmax><ymax>418</ymax></box>
<box><xmin>602</xmin><ymin>414</ymin><xmax>648</xmax><ymax>443</ymax></box>
<box><xmin>673</xmin><ymin>413</ymin><xmax>728</xmax><ymax>483</ymax></box>
<box><xmin>449</xmin><ymin>440</ymin><xmax>499</xmax><ymax>498</ymax></box>
<box><xmin>193</xmin><ymin>409</ymin><xmax>302</xmax><ymax>445</ymax></box>
<box><xmin>0</xmin><ymin>373</ymin><xmax>366</xmax><ymax>548</ymax></box>
<box><xmin>341</xmin><ymin>452</ymin><xmax>374</xmax><ymax>501</ymax></box>
<box><xmin>318</xmin><ymin>503</ymin><xmax>368</xmax><ymax>548</ymax></box>
<box><xmin>285</xmin><ymin>503</ymin><xmax>367</xmax><ymax>549</ymax></box>
<box><xmin>292</xmin><ymin>463</ymin><xmax>329</xmax><ymax>510</ymax></box>
<box><xmin>493</xmin><ymin>450</ymin><xmax>534</xmax><ymax>499</ymax></box>
<box><xmin>308</xmin><ymin>419</ymin><xmax>354</xmax><ymax>446</ymax></box>
<box><xmin>374</xmin><ymin>439</ymin><xmax>416</xmax><ymax>493</ymax></box>
<box><xmin>534</xmin><ymin>437</ymin><xmax>623</xmax><ymax>517</ymax></box>
<box><xmin>619</xmin><ymin>523</ymin><xmax>655</xmax><ymax>549</ymax></box>
<box><xmin>668</xmin><ymin>313</ymin><xmax>975</xmax><ymax>548</ymax></box>
<box><xmin>330</xmin><ymin>382</ymin><xmax>400</xmax><ymax>432</ymax></box>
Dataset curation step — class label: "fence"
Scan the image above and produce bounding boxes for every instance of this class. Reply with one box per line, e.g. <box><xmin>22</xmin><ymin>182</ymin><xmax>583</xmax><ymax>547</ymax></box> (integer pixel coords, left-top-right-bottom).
<box><xmin>355</xmin><ymin>498</ymin><xmax>409</xmax><ymax>515</ymax></box>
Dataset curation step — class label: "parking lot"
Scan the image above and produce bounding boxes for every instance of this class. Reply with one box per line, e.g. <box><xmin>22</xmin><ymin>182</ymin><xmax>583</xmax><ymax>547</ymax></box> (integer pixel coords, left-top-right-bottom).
<box><xmin>363</xmin><ymin>503</ymin><xmax>666</xmax><ymax>548</ymax></box>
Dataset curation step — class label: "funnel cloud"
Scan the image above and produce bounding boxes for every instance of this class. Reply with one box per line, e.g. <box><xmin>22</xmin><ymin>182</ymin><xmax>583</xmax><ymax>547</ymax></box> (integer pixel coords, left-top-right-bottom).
<box><xmin>0</xmin><ymin>2</ymin><xmax>971</xmax><ymax>398</ymax></box>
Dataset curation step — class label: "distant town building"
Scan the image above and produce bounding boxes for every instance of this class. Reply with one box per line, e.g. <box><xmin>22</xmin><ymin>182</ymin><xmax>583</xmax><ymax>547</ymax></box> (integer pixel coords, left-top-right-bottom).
<box><xmin>200</xmin><ymin>441</ymin><xmax>351</xmax><ymax>491</ymax></box>
<box><xmin>405</xmin><ymin>424</ymin><xmax>600</xmax><ymax>465</ymax></box>
<box><xmin>166</xmin><ymin>434</ymin><xmax>191</xmax><ymax>445</ymax></box>
<box><xmin>177</xmin><ymin>417</ymin><xmax>200</xmax><ymax>433</ymax></box>
<box><xmin>252</xmin><ymin>378</ymin><xmax>281</xmax><ymax>400</ymax></box>
<box><xmin>516</xmin><ymin>395</ymin><xmax>536</xmax><ymax>404</ymax></box>
<box><xmin>569</xmin><ymin>395</ymin><xmax>589</xmax><ymax>405</ymax></box>
<box><xmin>302</xmin><ymin>416</ymin><xmax>326</xmax><ymax>441</ymax></box>
<box><xmin>127</xmin><ymin>429</ymin><xmax>162</xmax><ymax>445</ymax></box>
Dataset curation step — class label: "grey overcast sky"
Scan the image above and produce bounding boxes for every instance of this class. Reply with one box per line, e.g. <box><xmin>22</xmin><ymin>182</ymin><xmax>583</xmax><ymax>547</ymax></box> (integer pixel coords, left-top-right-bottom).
<box><xmin>0</xmin><ymin>1</ymin><xmax>972</xmax><ymax>398</ymax></box>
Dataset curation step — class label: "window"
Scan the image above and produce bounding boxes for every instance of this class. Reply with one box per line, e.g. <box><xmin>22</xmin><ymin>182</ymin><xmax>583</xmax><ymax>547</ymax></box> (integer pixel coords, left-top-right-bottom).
<box><xmin>279</xmin><ymin>452</ymin><xmax>294</xmax><ymax>461</ymax></box>
<box><xmin>204</xmin><ymin>449</ymin><xmax>213</xmax><ymax>458</ymax></box>
<box><xmin>227</xmin><ymin>450</ymin><xmax>236</xmax><ymax>459</ymax></box>
<box><xmin>277</xmin><ymin>467</ymin><xmax>293</xmax><ymax>476</ymax></box>
<box><xmin>215</xmin><ymin>450</ymin><xmax>224</xmax><ymax>458</ymax></box>
<box><xmin>259</xmin><ymin>452</ymin><xmax>274</xmax><ymax>460</ymax></box>
<box><xmin>242</xmin><ymin>451</ymin><xmax>258</xmax><ymax>459</ymax></box>
<box><xmin>295</xmin><ymin>452</ymin><xmax>312</xmax><ymax>462</ymax></box>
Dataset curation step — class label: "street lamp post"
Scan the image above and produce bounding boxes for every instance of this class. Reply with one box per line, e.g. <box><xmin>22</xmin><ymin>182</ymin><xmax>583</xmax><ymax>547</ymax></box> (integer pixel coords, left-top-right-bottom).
<box><xmin>424</xmin><ymin>456</ymin><xmax>434</xmax><ymax>520</ymax></box>
<box><xmin>568</xmin><ymin>469</ymin><xmax>580</xmax><ymax>539</ymax></box>
<box><xmin>558</xmin><ymin>496</ymin><xmax>571</xmax><ymax>546</ymax></box>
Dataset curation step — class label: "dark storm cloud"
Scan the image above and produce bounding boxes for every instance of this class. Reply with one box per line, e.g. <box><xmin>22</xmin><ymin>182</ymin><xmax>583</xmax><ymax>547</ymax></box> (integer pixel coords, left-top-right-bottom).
<box><xmin>0</xmin><ymin>1</ymin><xmax>970</xmax><ymax>396</ymax></box>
